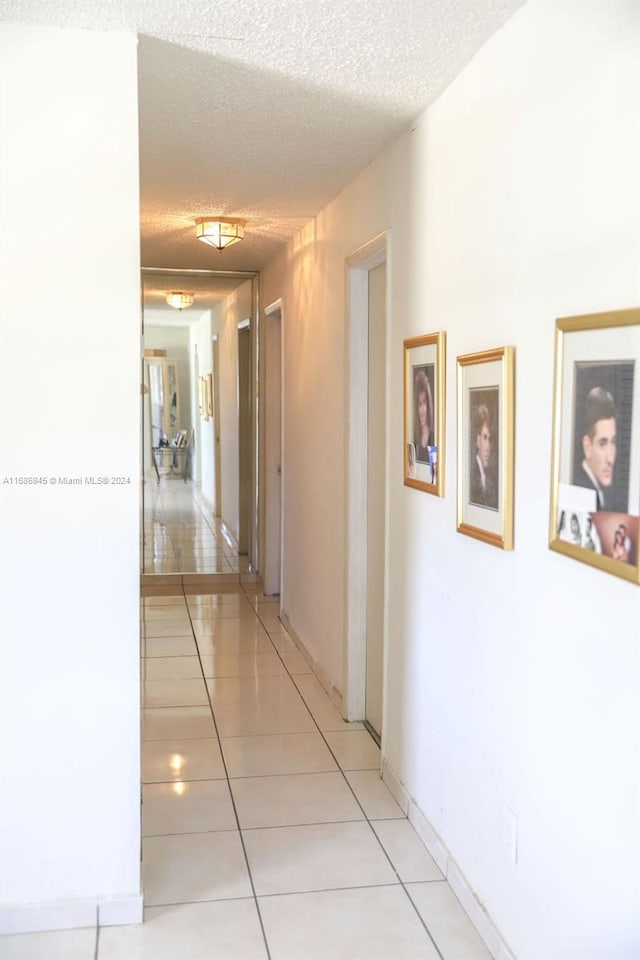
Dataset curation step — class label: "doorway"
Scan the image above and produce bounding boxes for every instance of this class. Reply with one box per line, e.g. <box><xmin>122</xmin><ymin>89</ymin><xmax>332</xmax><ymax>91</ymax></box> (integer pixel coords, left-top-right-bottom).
<box><xmin>211</xmin><ymin>335</ymin><xmax>221</xmax><ymax>517</ymax></box>
<box><xmin>365</xmin><ymin>261</ymin><xmax>386</xmax><ymax>740</ymax></box>
<box><xmin>237</xmin><ymin>320</ymin><xmax>251</xmax><ymax>556</ymax></box>
<box><xmin>263</xmin><ymin>299</ymin><xmax>283</xmax><ymax>597</ymax></box>
<box><xmin>344</xmin><ymin>234</ymin><xmax>388</xmax><ymax>743</ymax></box>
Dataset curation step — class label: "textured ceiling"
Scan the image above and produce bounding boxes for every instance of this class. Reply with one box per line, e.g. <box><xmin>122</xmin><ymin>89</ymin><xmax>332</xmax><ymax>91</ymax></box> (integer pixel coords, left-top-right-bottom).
<box><xmin>142</xmin><ymin>269</ymin><xmax>254</xmax><ymax>326</ymax></box>
<box><xmin>2</xmin><ymin>0</ymin><xmax>527</xmax><ymax>309</ymax></box>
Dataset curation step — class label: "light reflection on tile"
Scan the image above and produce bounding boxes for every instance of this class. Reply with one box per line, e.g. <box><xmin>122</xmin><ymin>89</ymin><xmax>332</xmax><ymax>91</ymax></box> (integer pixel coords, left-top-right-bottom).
<box><xmin>142</xmin><ymin>737</ymin><xmax>225</xmax><ymax>783</ymax></box>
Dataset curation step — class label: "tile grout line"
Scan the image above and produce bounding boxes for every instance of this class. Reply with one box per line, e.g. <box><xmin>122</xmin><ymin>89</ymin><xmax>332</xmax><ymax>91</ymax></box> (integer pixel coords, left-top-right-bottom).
<box><xmin>182</xmin><ymin>585</ymin><xmax>274</xmax><ymax>960</ymax></box>
<box><xmin>141</xmin><ymin>569</ymin><xmax>446</xmax><ymax>959</ymax></box>
<box><xmin>240</xmin><ymin>580</ymin><xmax>448</xmax><ymax>960</ymax></box>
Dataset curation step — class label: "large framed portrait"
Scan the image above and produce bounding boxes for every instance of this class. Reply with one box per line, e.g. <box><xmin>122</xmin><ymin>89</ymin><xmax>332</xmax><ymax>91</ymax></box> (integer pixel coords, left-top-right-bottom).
<box><xmin>403</xmin><ymin>332</ymin><xmax>446</xmax><ymax>496</ymax></box>
<box><xmin>549</xmin><ymin>308</ymin><xmax>640</xmax><ymax>584</ymax></box>
<box><xmin>457</xmin><ymin>347</ymin><xmax>515</xmax><ymax>549</ymax></box>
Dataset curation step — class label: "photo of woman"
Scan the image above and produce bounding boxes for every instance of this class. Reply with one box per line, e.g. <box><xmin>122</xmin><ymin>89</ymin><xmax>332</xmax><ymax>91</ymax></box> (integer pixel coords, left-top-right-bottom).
<box><xmin>413</xmin><ymin>365</ymin><xmax>434</xmax><ymax>464</ymax></box>
<box><xmin>403</xmin><ymin>331</ymin><xmax>445</xmax><ymax>497</ymax></box>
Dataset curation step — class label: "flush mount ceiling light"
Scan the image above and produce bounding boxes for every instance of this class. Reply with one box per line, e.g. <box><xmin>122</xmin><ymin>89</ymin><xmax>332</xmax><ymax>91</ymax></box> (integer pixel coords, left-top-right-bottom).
<box><xmin>166</xmin><ymin>292</ymin><xmax>194</xmax><ymax>310</ymax></box>
<box><xmin>195</xmin><ymin>217</ymin><xmax>246</xmax><ymax>250</ymax></box>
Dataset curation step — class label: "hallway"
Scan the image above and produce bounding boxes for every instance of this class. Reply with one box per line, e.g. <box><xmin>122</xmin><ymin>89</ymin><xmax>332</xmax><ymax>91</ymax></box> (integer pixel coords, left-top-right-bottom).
<box><xmin>1</xmin><ymin>574</ymin><xmax>492</xmax><ymax>960</ymax></box>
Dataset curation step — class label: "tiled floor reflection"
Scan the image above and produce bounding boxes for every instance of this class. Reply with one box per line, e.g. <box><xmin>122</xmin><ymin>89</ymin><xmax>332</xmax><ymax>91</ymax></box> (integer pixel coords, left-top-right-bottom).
<box><xmin>1</xmin><ymin>576</ymin><xmax>493</xmax><ymax>960</ymax></box>
<box><xmin>142</xmin><ymin>478</ymin><xmax>242</xmax><ymax>575</ymax></box>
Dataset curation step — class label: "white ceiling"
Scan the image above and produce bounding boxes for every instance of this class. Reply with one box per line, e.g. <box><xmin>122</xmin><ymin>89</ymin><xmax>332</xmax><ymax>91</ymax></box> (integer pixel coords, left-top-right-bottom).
<box><xmin>2</xmin><ymin>0</ymin><xmax>526</xmax><ymax>313</ymax></box>
<box><xmin>142</xmin><ymin>268</ymin><xmax>255</xmax><ymax>325</ymax></box>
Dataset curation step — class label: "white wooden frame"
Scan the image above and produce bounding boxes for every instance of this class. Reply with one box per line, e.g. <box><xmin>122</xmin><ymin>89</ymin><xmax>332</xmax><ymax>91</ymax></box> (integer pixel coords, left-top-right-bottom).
<box><xmin>263</xmin><ymin>298</ymin><xmax>285</xmax><ymax>599</ymax></box>
<box><xmin>344</xmin><ymin>232</ymin><xmax>389</xmax><ymax>722</ymax></box>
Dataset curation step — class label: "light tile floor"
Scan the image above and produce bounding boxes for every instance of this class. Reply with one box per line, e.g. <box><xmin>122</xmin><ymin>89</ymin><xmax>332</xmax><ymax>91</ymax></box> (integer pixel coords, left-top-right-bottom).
<box><xmin>2</xmin><ymin>582</ymin><xmax>493</xmax><ymax>960</ymax></box>
<box><xmin>142</xmin><ymin>477</ymin><xmax>240</xmax><ymax>574</ymax></box>
<box><xmin>2</xmin><ymin>485</ymin><xmax>493</xmax><ymax>959</ymax></box>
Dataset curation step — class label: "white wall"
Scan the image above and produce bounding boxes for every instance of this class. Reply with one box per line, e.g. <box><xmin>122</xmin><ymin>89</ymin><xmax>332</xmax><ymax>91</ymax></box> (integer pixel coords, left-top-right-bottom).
<box><xmin>0</xmin><ymin>23</ymin><xmax>142</xmax><ymax>932</ymax></box>
<box><xmin>261</xmin><ymin>1</ymin><xmax>640</xmax><ymax>958</ymax></box>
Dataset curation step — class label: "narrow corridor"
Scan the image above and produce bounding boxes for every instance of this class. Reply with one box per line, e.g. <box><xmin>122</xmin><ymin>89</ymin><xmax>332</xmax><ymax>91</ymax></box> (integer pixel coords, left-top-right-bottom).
<box><xmin>1</xmin><ymin>576</ymin><xmax>492</xmax><ymax>959</ymax></box>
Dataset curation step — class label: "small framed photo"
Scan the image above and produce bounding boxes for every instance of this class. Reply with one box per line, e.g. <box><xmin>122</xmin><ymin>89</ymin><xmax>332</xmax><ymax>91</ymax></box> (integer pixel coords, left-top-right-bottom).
<box><xmin>457</xmin><ymin>347</ymin><xmax>515</xmax><ymax>549</ymax></box>
<box><xmin>549</xmin><ymin>308</ymin><xmax>640</xmax><ymax>584</ymax></box>
<box><xmin>403</xmin><ymin>332</ymin><xmax>446</xmax><ymax>496</ymax></box>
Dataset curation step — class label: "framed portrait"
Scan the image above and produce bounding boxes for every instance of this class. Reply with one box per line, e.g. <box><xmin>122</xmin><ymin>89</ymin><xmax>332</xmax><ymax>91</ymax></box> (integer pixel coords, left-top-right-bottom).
<box><xmin>198</xmin><ymin>376</ymin><xmax>205</xmax><ymax>418</ymax></box>
<box><xmin>549</xmin><ymin>308</ymin><xmax>640</xmax><ymax>584</ymax></box>
<box><xmin>457</xmin><ymin>347</ymin><xmax>515</xmax><ymax>549</ymax></box>
<box><xmin>403</xmin><ymin>332</ymin><xmax>446</xmax><ymax>495</ymax></box>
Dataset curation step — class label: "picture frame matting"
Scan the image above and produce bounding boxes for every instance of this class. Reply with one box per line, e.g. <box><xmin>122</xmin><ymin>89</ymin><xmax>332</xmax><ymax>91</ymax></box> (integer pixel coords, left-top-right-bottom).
<box><xmin>548</xmin><ymin>307</ymin><xmax>640</xmax><ymax>584</ymax></box>
<box><xmin>403</xmin><ymin>331</ymin><xmax>446</xmax><ymax>496</ymax></box>
<box><xmin>456</xmin><ymin>346</ymin><xmax>515</xmax><ymax>550</ymax></box>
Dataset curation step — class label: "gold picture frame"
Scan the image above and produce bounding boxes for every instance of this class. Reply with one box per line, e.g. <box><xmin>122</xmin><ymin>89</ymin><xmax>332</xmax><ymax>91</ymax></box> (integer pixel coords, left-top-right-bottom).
<box><xmin>457</xmin><ymin>347</ymin><xmax>515</xmax><ymax>549</ymax></box>
<box><xmin>549</xmin><ymin>307</ymin><xmax>640</xmax><ymax>584</ymax></box>
<box><xmin>403</xmin><ymin>332</ymin><xmax>446</xmax><ymax>496</ymax></box>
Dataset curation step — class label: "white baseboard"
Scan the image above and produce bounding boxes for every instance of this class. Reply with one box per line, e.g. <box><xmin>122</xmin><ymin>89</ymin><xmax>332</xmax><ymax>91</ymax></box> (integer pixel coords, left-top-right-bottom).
<box><xmin>380</xmin><ymin>758</ymin><xmax>409</xmax><ymax>815</ymax></box>
<box><xmin>1</xmin><ymin>893</ymin><xmax>143</xmax><ymax>935</ymax></box>
<box><xmin>279</xmin><ymin>612</ymin><xmax>315</xmax><ymax>669</ymax></box>
<box><xmin>279</xmin><ymin>612</ymin><xmax>345</xmax><ymax>715</ymax></box>
<box><xmin>98</xmin><ymin>894</ymin><xmax>143</xmax><ymax>927</ymax></box>
<box><xmin>260</xmin><ymin>615</ymin><xmax>515</xmax><ymax>959</ymax></box>
<box><xmin>381</xmin><ymin>758</ymin><xmax>516</xmax><ymax>960</ymax></box>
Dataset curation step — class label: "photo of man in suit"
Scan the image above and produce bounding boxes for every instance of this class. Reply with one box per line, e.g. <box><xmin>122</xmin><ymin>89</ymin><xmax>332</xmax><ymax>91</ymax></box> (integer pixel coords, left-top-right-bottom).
<box><xmin>571</xmin><ymin>363</ymin><xmax>635</xmax><ymax>515</ymax></box>
<box><xmin>574</xmin><ymin>386</ymin><xmax>617</xmax><ymax>510</ymax></box>
<box><xmin>469</xmin><ymin>398</ymin><xmax>498</xmax><ymax>509</ymax></box>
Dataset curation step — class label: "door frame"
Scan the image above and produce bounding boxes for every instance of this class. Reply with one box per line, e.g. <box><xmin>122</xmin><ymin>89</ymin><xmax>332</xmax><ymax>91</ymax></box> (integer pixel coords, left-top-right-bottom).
<box><xmin>237</xmin><ymin>318</ymin><xmax>252</xmax><ymax>555</ymax></box>
<box><xmin>211</xmin><ymin>334</ymin><xmax>221</xmax><ymax>516</ymax></box>
<box><xmin>343</xmin><ymin>232</ymin><xmax>389</xmax><ymax>722</ymax></box>
<box><xmin>261</xmin><ymin>298</ymin><xmax>284</xmax><ymax>598</ymax></box>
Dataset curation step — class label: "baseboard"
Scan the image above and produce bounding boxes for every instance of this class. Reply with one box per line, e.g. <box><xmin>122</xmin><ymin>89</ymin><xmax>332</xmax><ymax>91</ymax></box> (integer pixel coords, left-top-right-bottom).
<box><xmin>380</xmin><ymin>758</ymin><xmax>409</xmax><ymax>816</ymax></box>
<box><xmin>0</xmin><ymin>893</ymin><xmax>142</xmax><ymax>935</ymax></box>
<box><xmin>381</xmin><ymin>758</ymin><xmax>516</xmax><ymax>960</ymax></box>
<box><xmin>98</xmin><ymin>894</ymin><xmax>143</xmax><ymax>927</ymax></box>
<box><xmin>279</xmin><ymin>612</ymin><xmax>345</xmax><ymax>715</ymax></box>
<box><xmin>279</xmin><ymin>612</ymin><xmax>316</xmax><ymax>671</ymax></box>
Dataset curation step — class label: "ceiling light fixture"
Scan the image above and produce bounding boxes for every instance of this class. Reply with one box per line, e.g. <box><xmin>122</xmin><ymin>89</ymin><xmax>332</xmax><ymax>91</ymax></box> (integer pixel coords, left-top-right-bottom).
<box><xmin>195</xmin><ymin>216</ymin><xmax>246</xmax><ymax>250</ymax></box>
<box><xmin>166</xmin><ymin>292</ymin><xmax>194</xmax><ymax>310</ymax></box>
